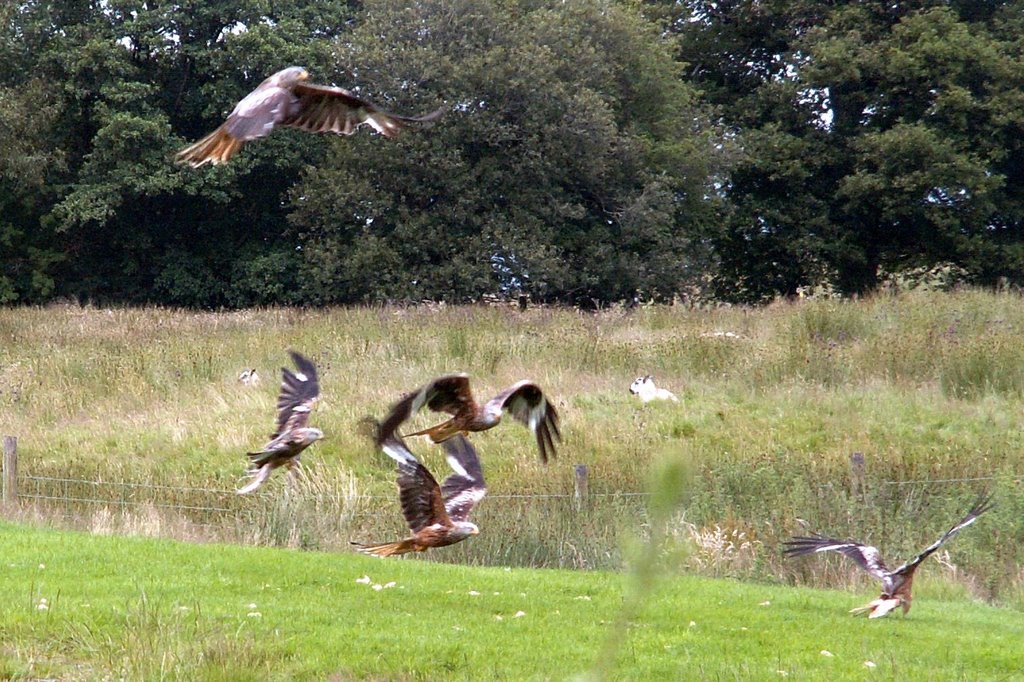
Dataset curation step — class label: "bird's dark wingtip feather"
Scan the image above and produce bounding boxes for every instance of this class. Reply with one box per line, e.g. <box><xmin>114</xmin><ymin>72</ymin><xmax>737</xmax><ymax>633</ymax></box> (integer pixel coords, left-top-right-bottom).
<box><xmin>970</xmin><ymin>492</ymin><xmax>995</xmax><ymax>517</ymax></box>
<box><xmin>287</xmin><ymin>350</ymin><xmax>318</xmax><ymax>379</ymax></box>
<box><xmin>781</xmin><ymin>534</ymin><xmax>838</xmax><ymax>557</ymax></box>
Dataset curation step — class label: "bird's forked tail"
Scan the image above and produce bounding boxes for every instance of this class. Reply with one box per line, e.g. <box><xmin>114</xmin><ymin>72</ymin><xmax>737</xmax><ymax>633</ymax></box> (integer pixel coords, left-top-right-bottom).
<box><xmin>350</xmin><ymin>539</ymin><xmax>419</xmax><ymax>557</ymax></box>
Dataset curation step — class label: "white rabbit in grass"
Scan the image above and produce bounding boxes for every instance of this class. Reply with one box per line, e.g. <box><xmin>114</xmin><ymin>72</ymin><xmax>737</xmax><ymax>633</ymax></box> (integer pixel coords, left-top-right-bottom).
<box><xmin>629</xmin><ymin>375</ymin><xmax>679</xmax><ymax>403</ymax></box>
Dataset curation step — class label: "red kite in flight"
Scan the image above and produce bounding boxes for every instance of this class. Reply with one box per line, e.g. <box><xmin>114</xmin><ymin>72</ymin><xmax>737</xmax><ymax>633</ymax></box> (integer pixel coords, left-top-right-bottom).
<box><xmin>176</xmin><ymin>66</ymin><xmax>443</xmax><ymax>167</ymax></box>
<box><xmin>377</xmin><ymin>374</ymin><xmax>560</xmax><ymax>463</ymax></box>
<box><xmin>784</xmin><ymin>495</ymin><xmax>992</xmax><ymax>617</ymax></box>
<box><xmin>237</xmin><ymin>351</ymin><xmax>323</xmax><ymax>494</ymax></box>
<box><xmin>352</xmin><ymin>435</ymin><xmax>486</xmax><ymax>557</ymax></box>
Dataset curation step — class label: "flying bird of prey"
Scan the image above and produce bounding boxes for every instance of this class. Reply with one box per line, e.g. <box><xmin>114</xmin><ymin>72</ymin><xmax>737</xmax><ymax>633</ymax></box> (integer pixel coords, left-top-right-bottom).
<box><xmin>783</xmin><ymin>495</ymin><xmax>993</xmax><ymax>617</ymax></box>
<box><xmin>376</xmin><ymin>374</ymin><xmax>560</xmax><ymax>463</ymax></box>
<box><xmin>352</xmin><ymin>434</ymin><xmax>486</xmax><ymax>557</ymax></box>
<box><xmin>175</xmin><ymin>66</ymin><xmax>443</xmax><ymax>167</ymax></box>
<box><xmin>237</xmin><ymin>351</ymin><xmax>323</xmax><ymax>495</ymax></box>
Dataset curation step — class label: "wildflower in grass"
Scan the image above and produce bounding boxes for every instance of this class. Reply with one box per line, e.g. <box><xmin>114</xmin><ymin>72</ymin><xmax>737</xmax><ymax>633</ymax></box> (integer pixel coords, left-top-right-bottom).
<box><xmin>864</xmin><ymin>661</ymin><xmax>877</xmax><ymax>669</ymax></box>
<box><xmin>513</xmin><ymin>611</ymin><xmax>526</xmax><ymax>618</ymax></box>
<box><xmin>36</xmin><ymin>597</ymin><xmax>48</xmax><ymax>611</ymax></box>
<box><xmin>820</xmin><ymin>650</ymin><xmax>834</xmax><ymax>657</ymax></box>
<box><xmin>356</xmin><ymin>575</ymin><xmax>371</xmax><ymax>584</ymax></box>
<box><xmin>468</xmin><ymin>590</ymin><xmax>481</xmax><ymax>596</ymax></box>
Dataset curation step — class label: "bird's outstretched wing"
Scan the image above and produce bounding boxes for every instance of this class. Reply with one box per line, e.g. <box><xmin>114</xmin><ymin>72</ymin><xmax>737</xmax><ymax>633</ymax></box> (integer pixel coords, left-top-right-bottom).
<box><xmin>380</xmin><ymin>437</ymin><xmax>450</xmax><ymax>533</ymax></box>
<box><xmin>376</xmin><ymin>374</ymin><xmax>475</xmax><ymax>444</ymax></box>
<box><xmin>285</xmin><ymin>82</ymin><xmax>443</xmax><ymax>138</ymax></box>
<box><xmin>439</xmin><ymin>435</ymin><xmax>487</xmax><ymax>522</ymax></box>
<box><xmin>485</xmin><ymin>381</ymin><xmax>561</xmax><ymax>462</ymax></box>
<box><xmin>783</xmin><ymin>534</ymin><xmax>891</xmax><ymax>582</ymax></box>
<box><xmin>272</xmin><ymin>351</ymin><xmax>320</xmax><ymax>438</ymax></box>
<box><xmin>889</xmin><ymin>494</ymin><xmax>993</xmax><ymax>577</ymax></box>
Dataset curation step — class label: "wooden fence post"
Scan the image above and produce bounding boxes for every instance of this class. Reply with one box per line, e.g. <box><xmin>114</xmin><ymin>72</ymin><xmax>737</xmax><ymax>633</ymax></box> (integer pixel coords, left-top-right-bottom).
<box><xmin>849</xmin><ymin>451</ymin><xmax>865</xmax><ymax>497</ymax></box>
<box><xmin>3</xmin><ymin>436</ymin><xmax>16</xmax><ymax>507</ymax></box>
<box><xmin>573</xmin><ymin>464</ymin><xmax>589</xmax><ymax>509</ymax></box>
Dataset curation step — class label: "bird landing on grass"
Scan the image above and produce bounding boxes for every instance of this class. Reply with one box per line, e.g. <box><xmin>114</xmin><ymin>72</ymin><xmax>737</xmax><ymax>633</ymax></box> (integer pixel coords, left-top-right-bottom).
<box><xmin>783</xmin><ymin>495</ymin><xmax>993</xmax><ymax>617</ymax></box>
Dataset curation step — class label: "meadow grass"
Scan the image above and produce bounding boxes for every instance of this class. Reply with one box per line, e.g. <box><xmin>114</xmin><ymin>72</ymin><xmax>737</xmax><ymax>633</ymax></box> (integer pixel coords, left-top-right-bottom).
<box><xmin>2</xmin><ymin>290</ymin><xmax>1024</xmax><ymax>602</ymax></box>
<box><xmin>1</xmin><ymin>522</ymin><xmax>1022</xmax><ymax>681</ymax></box>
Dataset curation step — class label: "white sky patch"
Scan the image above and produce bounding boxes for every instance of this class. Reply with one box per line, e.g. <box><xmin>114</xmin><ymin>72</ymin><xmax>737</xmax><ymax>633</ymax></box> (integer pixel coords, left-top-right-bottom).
<box><xmin>217</xmin><ymin>21</ymin><xmax>248</xmax><ymax>43</ymax></box>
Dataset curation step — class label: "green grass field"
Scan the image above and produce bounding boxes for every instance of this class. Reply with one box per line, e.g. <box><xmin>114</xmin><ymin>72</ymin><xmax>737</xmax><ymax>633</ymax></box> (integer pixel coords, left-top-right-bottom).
<box><xmin>2</xmin><ymin>522</ymin><xmax>1022</xmax><ymax>681</ymax></box>
<box><xmin>3</xmin><ymin>291</ymin><xmax>1024</xmax><ymax>678</ymax></box>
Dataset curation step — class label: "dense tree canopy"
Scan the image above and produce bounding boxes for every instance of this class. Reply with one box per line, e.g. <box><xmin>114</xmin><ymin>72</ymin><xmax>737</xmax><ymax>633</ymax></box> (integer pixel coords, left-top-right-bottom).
<box><xmin>671</xmin><ymin>0</ymin><xmax>1024</xmax><ymax>299</ymax></box>
<box><xmin>1</xmin><ymin>0</ymin><xmax>1022</xmax><ymax>306</ymax></box>
<box><xmin>289</xmin><ymin>0</ymin><xmax>724</xmax><ymax>304</ymax></box>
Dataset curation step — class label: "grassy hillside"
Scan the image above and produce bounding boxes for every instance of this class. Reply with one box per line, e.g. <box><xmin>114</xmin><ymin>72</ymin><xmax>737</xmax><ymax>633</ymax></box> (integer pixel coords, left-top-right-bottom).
<box><xmin>2</xmin><ymin>523</ymin><xmax>1022</xmax><ymax>681</ymax></box>
<box><xmin>2</xmin><ymin>291</ymin><xmax>1024</xmax><ymax>600</ymax></box>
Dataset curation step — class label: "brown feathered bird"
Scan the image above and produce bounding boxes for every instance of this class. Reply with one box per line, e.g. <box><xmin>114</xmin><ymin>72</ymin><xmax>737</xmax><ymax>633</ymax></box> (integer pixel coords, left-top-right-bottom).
<box><xmin>176</xmin><ymin>66</ymin><xmax>443</xmax><ymax>167</ymax></box>
<box><xmin>237</xmin><ymin>351</ymin><xmax>323</xmax><ymax>494</ymax></box>
<box><xmin>783</xmin><ymin>495</ymin><xmax>992</xmax><ymax>617</ymax></box>
<box><xmin>377</xmin><ymin>374</ymin><xmax>560</xmax><ymax>463</ymax></box>
<box><xmin>352</xmin><ymin>434</ymin><xmax>486</xmax><ymax>557</ymax></box>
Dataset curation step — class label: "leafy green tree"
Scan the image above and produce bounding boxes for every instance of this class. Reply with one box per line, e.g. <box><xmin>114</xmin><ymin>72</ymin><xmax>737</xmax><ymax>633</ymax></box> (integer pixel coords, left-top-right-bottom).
<box><xmin>1</xmin><ymin>0</ymin><xmax>357</xmax><ymax>306</ymax></box>
<box><xmin>289</xmin><ymin>0</ymin><xmax>727</xmax><ymax>305</ymax></box>
<box><xmin>671</xmin><ymin>0</ymin><xmax>1024</xmax><ymax>300</ymax></box>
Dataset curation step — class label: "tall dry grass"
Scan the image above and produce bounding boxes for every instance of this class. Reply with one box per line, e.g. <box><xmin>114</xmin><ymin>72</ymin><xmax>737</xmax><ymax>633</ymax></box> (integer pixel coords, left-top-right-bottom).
<box><xmin>2</xmin><ymin>290</ymin><xmax>1024</xmax><ymax>604</ymax></box>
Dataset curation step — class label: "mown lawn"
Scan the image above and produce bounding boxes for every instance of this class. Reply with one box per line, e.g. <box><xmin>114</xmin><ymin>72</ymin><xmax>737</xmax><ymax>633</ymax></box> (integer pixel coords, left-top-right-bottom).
<box><xmin>1</xmin><ymin>522</ymin><xmax>1022</xmax><ymax>681</ymax></box>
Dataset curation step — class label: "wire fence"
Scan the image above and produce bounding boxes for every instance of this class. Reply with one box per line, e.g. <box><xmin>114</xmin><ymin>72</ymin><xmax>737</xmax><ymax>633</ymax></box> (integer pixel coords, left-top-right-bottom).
<box><xmin>9</xmin><ymin>469</ymin><xmax>1011</xmax><ymax>534</ymax></box>
<box><xmin>3</xmin><ymin>432</ymin><xmax>1018</xmax><ymax>573</ymax></box>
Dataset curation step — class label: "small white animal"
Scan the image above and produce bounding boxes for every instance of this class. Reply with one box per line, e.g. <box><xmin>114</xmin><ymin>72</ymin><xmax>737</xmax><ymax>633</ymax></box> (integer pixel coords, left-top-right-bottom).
<box><xmin>629</xmin><ymin>375</ymin><xmax>679</xmax><ymax>402</ymax></box>
<box><xmin>238</xmin><ymin>368</ymin><xmax>261</xmax><ymax>387</ymax></box>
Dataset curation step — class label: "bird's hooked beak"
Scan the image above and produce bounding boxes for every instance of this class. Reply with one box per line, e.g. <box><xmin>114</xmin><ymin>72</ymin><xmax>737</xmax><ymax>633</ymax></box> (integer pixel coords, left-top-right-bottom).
<box><xmin>298</xmin><ymin>69</ymin><xmax>310</xmax><ymax>81</ymax></box>
<box><xmin>471</xmin><ymin>526</ymin><xmax>480</xmax><ymax>536</ymax></box>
